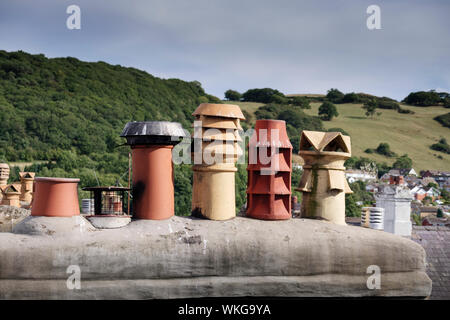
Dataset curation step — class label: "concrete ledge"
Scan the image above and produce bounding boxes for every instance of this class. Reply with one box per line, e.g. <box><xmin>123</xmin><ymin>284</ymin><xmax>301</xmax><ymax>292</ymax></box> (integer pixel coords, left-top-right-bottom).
<box><xmin>0</xmin><ymin>216</ymin><xmax>432</xmax><ymax>299</ymax></box>
<box><xmin>0</xmin><ymin>205</ymin><xmax>30</xmax><ymax>232</ymax></box>
<box><xmin>0</xmin><ymin>272</ymin><xmax>430</xmax><ymax>299</ymax></box>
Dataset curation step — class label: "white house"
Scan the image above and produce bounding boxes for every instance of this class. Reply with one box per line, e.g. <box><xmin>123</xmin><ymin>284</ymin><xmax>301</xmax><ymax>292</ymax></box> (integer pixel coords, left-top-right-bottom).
<box><xmin>345</xmin><ymin>169</ymin><xmax>377</xmax><ymax>183</ymax></box>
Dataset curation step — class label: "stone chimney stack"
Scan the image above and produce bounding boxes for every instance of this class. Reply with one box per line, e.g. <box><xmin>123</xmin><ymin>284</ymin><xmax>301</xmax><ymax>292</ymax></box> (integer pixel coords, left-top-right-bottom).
<box><xmin>375</xmin><ymin>184</ymin><xmax>413</xmax><ymax>236</ymax></box>
<box><xmin>121</xmin><ymin>121</ymin><xmax>187</xmax><ymax>220</ymax></box>
<box><xmin>296</xmin><ymin>131</ymin><xmax>353</xmax><ymax>225</ymax></box>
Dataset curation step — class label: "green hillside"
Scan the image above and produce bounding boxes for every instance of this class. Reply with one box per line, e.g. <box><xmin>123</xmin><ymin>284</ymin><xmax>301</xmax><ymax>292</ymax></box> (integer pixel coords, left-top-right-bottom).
<box><xmin>1</xmin><ymin>50</ymin><xmax>448</xmax><ymax>216</ymax></box>
<box><xmin>0</xmin><ymin>50</ymin><xmax>222</xmax><ymax>215</ymax></box>
<box><xmin>0</xmin><ymin>50</ymin><xmax>220</xmax><ymax>162</ymax></box>
<box><xmin>232</xmin><ymin>101</ymin><xmax>450</xmax><ymax>173</ymax></box>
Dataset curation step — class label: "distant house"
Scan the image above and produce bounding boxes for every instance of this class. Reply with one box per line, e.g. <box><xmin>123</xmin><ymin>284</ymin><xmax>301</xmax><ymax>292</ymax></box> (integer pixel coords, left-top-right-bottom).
<box><xmin>421</xmin><ymin>177</ymin><xmax>439</xmax><ymax>187</ymax></box>
<box><xmin>421</xmin><ymin>215</ymin><xmax>449</xmax><ymax>227</ymax></box>
<box><xmin>404</xmin><ymin>175</ymin><xmax>421</xmax><ymax>188</ymax></box>
<box><xmin>399</xmin><ymin>168</ymin><xmax>418</xmax><ymax>176</ymax></box>
<box><xmin>419</xmin><ymin>206</ymin><xmax>438</xmax><ymax>219</ymax></box>
<box><xmin>420</xmin><ymin>170</ymin><xmax>450</xmax><ymax>190</ymax></box>
<box><xmin>380</xmin><ymin>168</ymin><xmax>417</xmax><ymax>183</ymax></box>
<box><xmin>365</xmin><ymin>183</ymin><xmax>380</xmax><ymax>193</ymax></box>
<box><xmin>411</xmin><ymin>186</ymin><xmax>441</xmax><ymax>201</ymax></box>
<box><xmin>345</xmin><ymin>169</ymin><xmax>377</xmax><ymax>183</ymax></box>
<box><xmin>444</xmin><ymin>177</ymin><xmax>450</xmax><ymax>192</ymax></box>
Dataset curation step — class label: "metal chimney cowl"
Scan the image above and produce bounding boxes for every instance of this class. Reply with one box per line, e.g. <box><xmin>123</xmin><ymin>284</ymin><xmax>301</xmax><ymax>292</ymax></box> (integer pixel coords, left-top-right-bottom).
<box><xmin>120</xmin><ymin>121</ymin><xmax>187</xmax><ymax>146</ymax></box>
<box><xmin>121</xmin><ymin>121</ymin><xmax>187</xmax><ymax>220</ymax></box>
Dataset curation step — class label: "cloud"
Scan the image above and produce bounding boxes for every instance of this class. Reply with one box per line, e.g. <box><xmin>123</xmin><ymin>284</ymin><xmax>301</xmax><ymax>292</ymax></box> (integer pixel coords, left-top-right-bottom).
<box><xmin>0</xmin><ymin>0</ymin><xmax>449</xmax><ymax>100</ymax></box>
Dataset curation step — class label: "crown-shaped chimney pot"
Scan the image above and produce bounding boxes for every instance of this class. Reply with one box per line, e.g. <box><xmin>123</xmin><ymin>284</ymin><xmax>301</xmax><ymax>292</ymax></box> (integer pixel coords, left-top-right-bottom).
<box><xmin>297</xmin><ymin>130</ymin><xmax>353</xmax><ymax>225</ymax></box>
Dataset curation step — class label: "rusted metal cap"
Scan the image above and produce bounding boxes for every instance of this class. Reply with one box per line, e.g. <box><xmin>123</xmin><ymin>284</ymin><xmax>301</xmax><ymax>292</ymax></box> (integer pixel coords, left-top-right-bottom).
<box><xmin>121</xmin><ymin>121</ymin><xmax>188</xmax><ymax>145</ymax></box>
<box><xmin>192</xmin><ymin>103</ymin><xmax>245</xmax><ymax>120</ymax></box>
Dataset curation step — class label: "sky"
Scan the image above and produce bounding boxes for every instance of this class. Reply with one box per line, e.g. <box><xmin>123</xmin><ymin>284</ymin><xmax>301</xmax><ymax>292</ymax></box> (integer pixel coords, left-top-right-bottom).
<box><xmin>0</xmin><ymin>0</ymin><xmax>449</xmax><ymax>101</ymax></box>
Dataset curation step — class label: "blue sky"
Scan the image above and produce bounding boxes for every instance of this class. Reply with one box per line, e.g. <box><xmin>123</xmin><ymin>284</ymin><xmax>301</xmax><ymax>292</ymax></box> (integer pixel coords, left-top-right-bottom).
<box><xmin>0</xmin><ymin>0</ymin><xmax>449</xmax><ymax>100</ymax></box>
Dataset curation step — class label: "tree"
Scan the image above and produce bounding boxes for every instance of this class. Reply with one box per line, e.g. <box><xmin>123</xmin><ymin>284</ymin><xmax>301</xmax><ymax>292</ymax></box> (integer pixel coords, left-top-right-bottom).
<box><xmin>326</xmin><ymin>88</ymin><xmax>344</xmax><ymax>103</ymax></box>
<box><xmin>342</xmin><ymin>92</ymin><xmax>359</xmax><ymax>103</ymax></box>
<box><xmin>242</xmin><ymin>88</ymin><xmax>284</xmax><ymax>103</ymax></box>
<box><xmin>440</xmin><ymin>188</ymin><xmax>450</xmax><ymax>202</ymax></box>
<box><xmin>377</xmin><ymin>100</ymin><xmax>399</xmax><ymax>110</ymax></box>
<box><xmin>426</xmin><ymin>182</ymin><xmax>439</xmax><ymax>189</ymax></box>
<box><xmin>349</xmin><ymin>181</ymin><xmax>374</xmax><ymax>205</ymax></box>
<box><xmin>430</xmin><ymin>137</ymin><xmax>450</xmax><ymax>154</ymax></box>
<box><xmin>290</xmin><ymin>96</ymin><xmax>311</xmax><ymax>109</ymax></box>
<box><xmin>362</xmin><ymin>99</ymin><xmax>378</xmax><ymax>118</ymax></box>
<box><xmin>318</xmin><ymin>102</ymin><xmax>339</xmax><ymax>121</ymax></box>
<box><xmin>327</xmin><ymin>127</ymin><xmax>349</xmax><ymax>135</ymax></box>
<box><xmin>392</xmin><ymin>154</ymin><xmax>413</xmax><ymax>169</ymax></box>
<box><xmin>412</xmin><ymin>214</ymin><xmax>422</xmax><ymax>226</ymax></box>
<box><xmin>437</xmin><ymin>208</ymin><xmax>444</xmax><ymax>218</ymax></box>
<box><xmin>402</xmin><ymin>90</ymin><xmax>442</xmax><ymax>106</ymax></box>
<box><xmin>255</xmin><ymin>104</ymin><xmax>324</xmax><ymax>153</ymax></box>
<box><xmin>269</xmin><ymin>93</ymin><xmax>289</xmax><ymax>104</ymax></box>
<box><xmin>444</xmin><ymin>98</ymin><xmax>450</xmax><ymax>108</ymax></box>
<box><xmin>345</xmin><ymin>194</ymin><xmax>360</xmax><ymax>217</ymax></box>
<box><xmin>375</xmin><ymin>143</ymin><xmax>396</xmax><ymax>157</ymax></box>
<box><xmin>434</xmin><ymin>112</ymin><xmax>450</xmax><ymax>128</ymax></box>
<box><xmin>224</xmin><ymin>89</ymin><xmax>241</xmax><ymax>101</ymax></box>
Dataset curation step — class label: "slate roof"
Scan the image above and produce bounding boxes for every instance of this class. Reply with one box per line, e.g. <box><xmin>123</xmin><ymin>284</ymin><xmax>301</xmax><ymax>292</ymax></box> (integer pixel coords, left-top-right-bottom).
<box><xmin>411</xmin><ymin>225</ymin><xmax>450</xmax><ymax>300</ymax></box>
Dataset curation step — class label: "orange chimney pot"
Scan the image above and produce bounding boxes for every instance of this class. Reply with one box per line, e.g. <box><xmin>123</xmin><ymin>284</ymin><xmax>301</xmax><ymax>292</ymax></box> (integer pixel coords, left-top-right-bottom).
<box><xmin>246</xmin><ymin>120</ymin><xmax>292</xmax><ymax>220</ymax></box>
<box><xmin>121</xmin><ymin>121</ymin><xmax>187</xmax><ymax>220</ymax></box>
<box><xmin>31</xmin><ymin>177</ymin><xmax>80</xmax><ymax>217</ymax></box>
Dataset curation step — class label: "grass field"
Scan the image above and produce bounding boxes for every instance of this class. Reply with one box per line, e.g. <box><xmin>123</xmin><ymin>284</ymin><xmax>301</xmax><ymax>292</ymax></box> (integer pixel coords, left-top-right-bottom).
<box><xmin>229</xmin><ymin>101</ymin><xmax>449</xmax><ymax>172</ymax></box>
<box><xmin>8</xmin><ymin>161</ymin><xmax>50</xmax><ymax>171</ymax></box>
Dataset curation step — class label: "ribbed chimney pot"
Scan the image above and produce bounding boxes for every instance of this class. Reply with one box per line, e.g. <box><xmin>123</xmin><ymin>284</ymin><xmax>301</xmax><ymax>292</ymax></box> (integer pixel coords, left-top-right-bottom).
<box><xmin>191</xmin><ymin>103</ymin><xmax>245</xmax><ymax>221</ymax></box>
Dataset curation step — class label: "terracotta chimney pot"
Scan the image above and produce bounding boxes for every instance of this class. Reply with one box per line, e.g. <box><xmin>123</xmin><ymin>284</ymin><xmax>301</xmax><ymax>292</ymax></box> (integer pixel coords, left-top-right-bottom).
<box><xmin>31</xmin><ymin>177</ymin><xmax>80</xmax><ymax>217</ymax></box>
<box><xmin>19</xmin><ymin>172</ymin><xmax>35</xmax><ymax>203</ymax></box>
<box><xmin>246</xmin><ymin>120</ymin><xmax>292</xmax><ymax>220</ymax></box>
<box><xmin>121</xmin><ymin>121</ymin><xmax>187</xmax><ymax>220</ymax></box>
<box><xmin>1</xmin><ymin>184</ymin><xmax>21</xmax><ymax>207</ymax></box>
